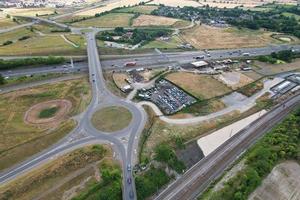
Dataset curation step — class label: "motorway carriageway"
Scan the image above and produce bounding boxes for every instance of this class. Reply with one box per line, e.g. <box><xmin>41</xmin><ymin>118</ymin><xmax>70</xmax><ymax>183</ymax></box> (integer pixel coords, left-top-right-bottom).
<box><xmin>1</xmin><ymin>44</ymin><xmax>300</xmax><ymax>78</ymax></box>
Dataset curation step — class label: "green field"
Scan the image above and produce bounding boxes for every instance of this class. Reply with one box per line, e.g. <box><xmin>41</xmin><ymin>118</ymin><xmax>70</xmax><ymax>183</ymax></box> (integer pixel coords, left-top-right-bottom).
<box><xmin>91</xmin><ymin>106</ymin><xmax>132</xmax><ymax>132</ymax></box>
<box><xmin>0</xmin><ymin>34</ymin><xmax>86</xmax><ymax>56</ymax></box>
<box><xmin>116</xmin><ymin>5</ymin><xmax>158</xmax><ymax>14</ymax></box>
<box><xmin>72</xmin><ymin>13</ymin><xmax>135</xmax><ymax>28</ymax></box>
<box><xmin>142</xmin><ymin>36</ymin><xmax>182</xmax><ymax>49</ymax></box>
<box><xmin>0</xmin><ymin>27</ymin><xmax>35</xmax><ymax>44</ymax></box>
<box><xmin>282</xmin><ymin>12</ymin><xmax>300</xmax><ymax>21</ymax></box>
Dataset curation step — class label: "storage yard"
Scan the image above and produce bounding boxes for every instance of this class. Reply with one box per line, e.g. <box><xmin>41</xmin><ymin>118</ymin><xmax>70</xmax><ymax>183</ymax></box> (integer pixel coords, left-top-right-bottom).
<box><xmin>138</xmin><ymin>79</ymin><xmax>196</xmax><ymax>114</ymax></box>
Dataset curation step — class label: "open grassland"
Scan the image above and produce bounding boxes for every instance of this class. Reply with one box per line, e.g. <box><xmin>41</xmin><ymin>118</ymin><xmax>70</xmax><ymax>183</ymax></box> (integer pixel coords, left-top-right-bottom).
<box><xmin>116</xmin><ymin>5</ymin><xmax>159</xmax><ymax>14</ymax></box>
<box><xmin>182</xmin><ymin>25</ymin><xmax>280</xmax><ymax>49</ymax></box>
<box><xmin>132</xmin><ymin>14</ymin><xmax>182</xmax><ymax>27</ymax></box>
<box><xmin>282</xmin><ymin>12</ymin><xmax>300</xmax><ymax>20</ymax></box>
<box><xmin>73</xmin><ymin>12</ymin><xmax>134</xmax><ymax>28</ymax></box>
<box><xmin>91</xmin><ymin>106</ymin><xmax>132</xmax><ymax>132</ymax></box>
<box><xmin>0</xmin><ymin>145</ymin><xmax>116</xmax><ymax>200</ymax></box>
<box><xmin>0</xmin><ymin>34</ymin><xmax>86</xmax><ymax>56</ymax></box>
<box><xmin>0</xmin><ymin>78</ymin><xmax>91</xmax><ymax>170</ymax></box>
<box><xmin>165</xmin><ymin>72</ymin><xmax>232</xmax><ymax>99</ymax></box>
<box><xmin>142</xmin><ymin>35</ymin><xmax>183</xmax><ymax>49</ymax></box>
<box><xmin>2</xmin><ymin>7</ymin><xmax>56</xmax><ymax>17</ymax></box>
<box><xmin>0</xmin><ymin>18</ymin><xmax>18</xmax><ymax>29</ymax></box>
<box><xmin>147</xmin><ymin>0</ymin><xmax>202</xmax><ymax>7</ymax></box>
<box><xmin>74</xmin><ymin>0</ymin><xmax>148</xmax><ymax>16</ymax></box>
<box><xmin>253</xmin><ymin>58</ymin><xmax>300</xmax><ymax>75</ymax></box>
<box><xmin>0</xmin><ymin>27</ymin><xmax>35</xmax><ymax>44</ymax></box>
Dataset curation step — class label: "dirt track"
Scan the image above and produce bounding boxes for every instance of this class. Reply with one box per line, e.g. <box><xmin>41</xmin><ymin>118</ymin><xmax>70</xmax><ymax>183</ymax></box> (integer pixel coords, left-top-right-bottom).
<box><xmin>24</xmin><ymin>99</ymin><xmax>72</xmax><ymax>125</ymax></box>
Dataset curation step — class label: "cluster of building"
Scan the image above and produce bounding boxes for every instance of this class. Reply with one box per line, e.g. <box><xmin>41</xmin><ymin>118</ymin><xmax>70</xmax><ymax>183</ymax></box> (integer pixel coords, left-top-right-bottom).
<box><xmin>271</xmin><ymin>74</ymin><xmax>300</xmax><ymax>98</ymax></box>
<box><xmin>0</xmin><ymin>0</ymin><xmax>87</xmax><ymax>8</ymax></box>
<box><xmin>181</xmin><ymin>59</ymin><xmax>235</xmax><ymax>74</ymax></box>
<box><xmin>138</xmin><ymin>79</ymin><xmax>196</xmax><ymax>114</ymax></box>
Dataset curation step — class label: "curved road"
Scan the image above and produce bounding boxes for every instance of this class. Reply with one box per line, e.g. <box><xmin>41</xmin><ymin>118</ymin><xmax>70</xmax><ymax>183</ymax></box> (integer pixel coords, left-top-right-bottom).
<box><xmin>0</xmin><ymin>31</ymin><xmax>147</xmax><ymax>200</ymax></box>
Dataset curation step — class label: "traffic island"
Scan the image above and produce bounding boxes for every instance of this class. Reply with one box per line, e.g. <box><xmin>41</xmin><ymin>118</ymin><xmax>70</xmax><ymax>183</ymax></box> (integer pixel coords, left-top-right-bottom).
<box><xmin>91</xmin><ymin>106</ymin><xmax>132</xmax><ymax>132</ymax></box>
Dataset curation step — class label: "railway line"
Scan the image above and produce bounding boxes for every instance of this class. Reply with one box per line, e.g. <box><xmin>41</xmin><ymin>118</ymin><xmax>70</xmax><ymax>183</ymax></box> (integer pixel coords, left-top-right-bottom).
<box><xmin>155</xmin><ymin>92</ymin><xmax>300</xmax><ymax>200</ymax></box>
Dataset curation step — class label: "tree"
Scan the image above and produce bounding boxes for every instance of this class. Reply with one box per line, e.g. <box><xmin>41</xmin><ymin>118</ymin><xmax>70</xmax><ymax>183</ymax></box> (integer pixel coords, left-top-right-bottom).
<box><xmin>0</xmin><ymin>74</ymin><xmax>5</xmax><ymax>85</ymax></box>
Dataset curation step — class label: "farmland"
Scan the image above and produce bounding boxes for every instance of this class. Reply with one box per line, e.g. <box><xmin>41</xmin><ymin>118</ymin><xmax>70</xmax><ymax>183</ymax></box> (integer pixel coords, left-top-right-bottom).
<box><xmin>116</xmin><ymin>5</ymin><xmax>159</xmax><ymax>14</ymax></box>
<box><xmin>132</xmin><ymin>15</ymin><xmax>182</xmax><ymax>27</ymax></box>
<box><xmin>182</xmin><ymin>25</ymin><xmax>281</xmax><ymax>50</ymax></box>
<box><xmin>0</xmin><ymin>77</ymin><xmax>91</xmax><ymax>170</ymax></box>
<box><xmin>72</xmin><ymin>13</ymin><xmax>135</xmax><ymax>28</ymax></box>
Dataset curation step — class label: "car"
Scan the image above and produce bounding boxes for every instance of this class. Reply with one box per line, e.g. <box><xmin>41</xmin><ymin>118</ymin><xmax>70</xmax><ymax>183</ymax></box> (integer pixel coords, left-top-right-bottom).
<box><xmin>127</xmin><ymin>164</ymin><xmax>131</xmax><ymax>171</ymax></box>
<box><xmin>129</xmin><ymin>190</ymin><xmax>134</xmax><ymax>199</ymax></box>
<box><xmin>92</xmin><ymin>80</ymin><xmax>95</xmax><ymax>82</ymax></box>
<box><xmin>127</xmin><ymin>177</ymin><xmax>132</xmax><ymax>184</ymax></box>
<box><xmin>193</xmin><ymin>55</ymin><xmax>205</xmax><ymax>60</ymax></box>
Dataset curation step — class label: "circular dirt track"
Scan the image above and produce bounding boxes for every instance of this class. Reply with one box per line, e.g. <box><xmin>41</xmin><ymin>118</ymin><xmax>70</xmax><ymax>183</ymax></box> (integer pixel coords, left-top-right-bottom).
<box><xmin>24</xmin><ymin>99</ymin><xmax>72</xmax><ymax>125</ymax></box>
<box><xmin>91</xmin><ymin>106</ymin><xmax>132</xmax><ymax>133</ymax></box>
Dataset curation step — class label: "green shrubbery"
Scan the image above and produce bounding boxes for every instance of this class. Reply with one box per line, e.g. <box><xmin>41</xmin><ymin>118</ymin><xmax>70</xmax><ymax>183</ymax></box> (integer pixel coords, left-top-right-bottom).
<box><xmin>0</xmin><ymin>56</ymin><xmax>65</xmax><ymax>70</ymax></box>
<box><xmin>155</xmin><ymin>143</ymin><xmax>186</xmax><ymax>173</ymax></box>
<box><xmin>135</xmin><ymin>167</ymin><xmax>171</xmax><ymax>200</ymax></box>
<box><xmin>206</xmin><ymin>107</ymin><xmax>300</xmax><ymax>200</ymax></box>
<box><xmin>73</xmin><ymin>161</ymin><xmax>122</xmax><ymax>200</ymax></box>
<box><xmin>258</xmin><ymin>50</ymin><xmax>300</xmax><ymax>64</ymax></box>
<box><xmin>97</xmin><ymin>28</ymin><xmax>171</xmax><ymax>45</ymax></box>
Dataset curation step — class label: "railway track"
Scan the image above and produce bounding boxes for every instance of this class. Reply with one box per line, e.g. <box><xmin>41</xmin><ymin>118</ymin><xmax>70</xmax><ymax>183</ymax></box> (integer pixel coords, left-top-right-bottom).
<box><xmin>154</xmin><ymin>93</ymin><xmax>300</xmax><ymax>200</ymax></box>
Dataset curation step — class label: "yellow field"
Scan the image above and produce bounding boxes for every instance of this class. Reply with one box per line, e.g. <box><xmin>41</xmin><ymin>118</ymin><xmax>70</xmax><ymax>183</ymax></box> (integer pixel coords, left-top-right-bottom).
<box><xmin>75</xmin><ymin>0</ymin><xmax>147</xmax><ymax>16</ymax></box>
<box><xmin>73</xmin><ymin>12</ymin><xmax>134</xmax><ymax>28</ymax></box>
<box><xmin>117</xmin><ymin>5</ymin><xmax>159</xmax><ymax>14</ymax></box>
<box><xmin>3</xmin><ymin>7</ymin><xmax>56</xmax><ymax>17</ymax></box>
<box><xmin>0</xmin><ymin>27</ymin><xmax>35</xmax><ymax>44</ymax></box>
<box><xmin>0</xmin><ymin>18</ymin><xmax>18</xmax><ymax>29</ymax></box>
<box><xmin>165</xmin><ymin>72</ymin><xmax>232</xmax><ymax>99</ymax></box>
<box><xmin>0</xmin><ymin>34</ymin><xmax>85</xmax><ymax>56</ymax></box>
<box><xmin>182</xmin><ymin>25</ymin><xmax>280</xmax><ymax>49</ymax></box>
<box><xmin>132</xmin><ymin>14</ymin><xmax>181</xmax><ymax>27</ymax></box>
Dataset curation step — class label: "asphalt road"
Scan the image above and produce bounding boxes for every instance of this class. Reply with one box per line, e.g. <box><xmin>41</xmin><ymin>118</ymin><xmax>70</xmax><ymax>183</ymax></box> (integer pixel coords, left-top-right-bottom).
<box><xmin>2</xmin><ymin>44</ymin><xmax>300</xmax><ymax>78</ymax></box>
<box><xmin>154</xmin><ymin>92</ymin><xmax>300</xmax><ymax>200</ymax></box>
<box><xmin>0</xmin><ymin>31</ymin><xmax>147</xmax><ymax>200</ymax></box>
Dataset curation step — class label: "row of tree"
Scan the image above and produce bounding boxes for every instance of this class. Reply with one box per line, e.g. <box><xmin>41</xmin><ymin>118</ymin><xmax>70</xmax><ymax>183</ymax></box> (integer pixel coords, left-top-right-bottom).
<box><xmin>0</xmin><ymin>56</ymin><xmax>65</xmax><ymax>70</ymax></box>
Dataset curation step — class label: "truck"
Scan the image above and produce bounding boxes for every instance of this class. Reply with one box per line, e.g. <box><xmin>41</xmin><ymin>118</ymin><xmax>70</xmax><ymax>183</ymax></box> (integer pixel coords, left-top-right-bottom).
<box><xmin>124</xmin><ymin>62</ymin><xmax>137</xmax><ymax>67</ymax></box>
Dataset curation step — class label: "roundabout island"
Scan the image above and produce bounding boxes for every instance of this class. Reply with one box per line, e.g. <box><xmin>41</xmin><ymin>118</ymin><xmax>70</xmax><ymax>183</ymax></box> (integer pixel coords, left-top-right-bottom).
<box><xmin>91</xmin><ymin>106</ymin><xmax>133</xmax><ymax>133</ymax></box>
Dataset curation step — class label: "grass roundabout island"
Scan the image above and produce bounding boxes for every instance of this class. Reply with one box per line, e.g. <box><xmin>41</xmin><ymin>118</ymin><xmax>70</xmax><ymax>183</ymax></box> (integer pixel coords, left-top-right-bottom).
<box><xmin>91</xmin><ymin>106</ymin><xmax>132</xmax><ymax>133</ymax></box>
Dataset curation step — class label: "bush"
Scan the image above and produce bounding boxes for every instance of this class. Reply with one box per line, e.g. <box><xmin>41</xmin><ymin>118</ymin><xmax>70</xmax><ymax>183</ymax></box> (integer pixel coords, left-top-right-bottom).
<box><xmin>135</xmin><ymin>167</ymin><xmax>171</xmax><ymax>200</ymax></box>
<box><xmin>155</xmin><ymin>143</ymin><xmax>186</xmax><ymax>173</ymax></box>
<box><xmin>2</xmin><ymin>40</ymin><xmax>13</xmax><ymax>46</ymax></box>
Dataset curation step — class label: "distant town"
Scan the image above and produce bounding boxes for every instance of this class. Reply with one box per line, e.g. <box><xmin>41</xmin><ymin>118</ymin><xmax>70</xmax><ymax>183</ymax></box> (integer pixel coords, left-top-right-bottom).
<box><xmin>0</xmin><ymin>0</ymin><xmax>90</xmax><ymax>8</ymax></box>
